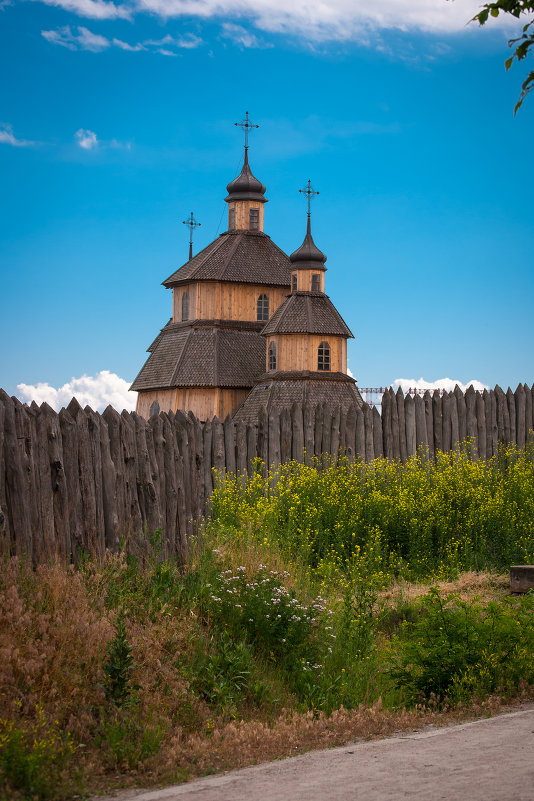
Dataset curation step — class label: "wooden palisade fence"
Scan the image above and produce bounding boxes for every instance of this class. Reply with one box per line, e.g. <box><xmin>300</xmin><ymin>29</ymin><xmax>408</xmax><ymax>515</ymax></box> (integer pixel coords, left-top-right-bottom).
<box><xmin>0</xmin><ymin>384</ymin><xmax>533</xmax><ymax>564</ymax></box>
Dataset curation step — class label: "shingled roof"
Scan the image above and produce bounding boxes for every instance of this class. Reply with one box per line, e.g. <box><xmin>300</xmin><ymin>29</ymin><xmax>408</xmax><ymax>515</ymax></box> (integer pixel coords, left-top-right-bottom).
<box><xmin>233</xmin><ymin>373</ymin><xmax>363</xmax><ymax>423</ymax></box>
<box><xmin>131</xmin><ymin>323</ymin><xmax>265</xmax><ymax>391</ymax></box>
<box><xmin>261</xmin><ymin>292</ymin><xmax>354</xmax><ymax>338</ymax></box>
<box><xmin>163</xmin><ymin>230</ymin><xmax>291</xmax><ymax>288</ymax></box>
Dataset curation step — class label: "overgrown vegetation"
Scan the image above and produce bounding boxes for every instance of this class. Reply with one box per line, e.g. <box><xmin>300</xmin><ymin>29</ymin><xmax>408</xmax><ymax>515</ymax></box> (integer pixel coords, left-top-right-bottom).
<box><xmin>1</xmin><ymin>446</ymin><xmax>533</xmax><ymax>798</ymax></box>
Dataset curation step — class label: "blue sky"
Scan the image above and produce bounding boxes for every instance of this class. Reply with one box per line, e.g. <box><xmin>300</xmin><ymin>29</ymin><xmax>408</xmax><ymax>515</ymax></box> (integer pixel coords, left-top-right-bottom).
<box><xmin>1</xmin><ymin>0</ymin><xmax>533</xmax><ymax>410</ymax></box>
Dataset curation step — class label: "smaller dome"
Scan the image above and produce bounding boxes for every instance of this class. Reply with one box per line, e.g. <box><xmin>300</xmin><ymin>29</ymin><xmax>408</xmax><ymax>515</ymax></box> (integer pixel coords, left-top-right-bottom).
<box><xmin>289</xmin><ymin>217</ymin><xmax>327</xmax><ymax>267</ymax></box>
<box><xmin>225</xmin><ymin>149</ymin><xmax>267</xmax><ymax>203</ymax></box>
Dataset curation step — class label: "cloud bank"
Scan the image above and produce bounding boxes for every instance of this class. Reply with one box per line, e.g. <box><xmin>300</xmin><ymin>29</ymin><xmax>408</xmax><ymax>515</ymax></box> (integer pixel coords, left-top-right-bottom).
<box><xmin>17</xmin><ymin>371</ymin><xmax>137</xmax><ymax>413</ymax></box>
<box><xmin>34</xmin><ymin>0</ymin><xmax>525</xmax><ymax>42</ymax></box>
<box><xmin>392</xmin><ymin>377</ymin><xmax>489</xmax><ymax>394</ymax></box>
<box><xmin>42</xmin><ymin>24</ymin><xmax>203</xmax><ymax>53</ymax></box>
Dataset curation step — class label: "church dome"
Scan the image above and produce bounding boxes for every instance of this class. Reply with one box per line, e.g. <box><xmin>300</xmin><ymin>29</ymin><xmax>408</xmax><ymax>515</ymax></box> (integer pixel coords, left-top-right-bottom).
<box><xmin>225</xmin><ymin>149</ymin><xmax>267</xmax><ymax>203</ymax></box>
<box><xmin>289</xmin><ymin>217</ymin><xmax>327</xmax><ymax>267</ymax></box>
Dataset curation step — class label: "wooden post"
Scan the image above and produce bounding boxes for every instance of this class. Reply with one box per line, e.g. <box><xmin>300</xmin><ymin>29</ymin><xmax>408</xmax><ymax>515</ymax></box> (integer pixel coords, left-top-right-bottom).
<box><xmin>134</xmin><ymin>411</ymin><xmax>161</xmax><ymax>538</ymax></box>
<box><xmin>339</xmin><ymin>408</ymin><xmax>347</xmax><ymax>457</ymax></box>
<box><xmin>67</xmin><ymin>399</ymin><xmax>98</xmax><ymax>556</ymax></box>
<box><xmin>372</xmin><ymin>406</ymin><xmax>383</xmax><ymax>460</ymax></box>
<box><xmin>280</xmin><ymin>407</ymin><xmax>292</xmax><ymax>464</ymax></box>
<box><xmin>149</xmin><ymin>413</ymin><xmax>167</xmax><ymax>539</ymax></box>
<box><xmin>303</xmin><ymin>403</ymin><xmax>315</xmax><ymax>465</ymax></box>
<box><xmin>424</xmin><ymin>390</ymin><xmax>434</xmax><ymax>463</ymax></box>
<box><xmin>258</xmin><ymin>407</ymin><xmax>268</xmax><ymax>474</ymax></box>
<box><xmin>489</xmin><ymin>389</ymin><xmax>498</xmax><ymax>456</ymax></box>
<box><xmin>476</xmin><ymin>391</ymin><xmax>487</xmax><ymax>461</ymax></box>
<box><xmin>161</xmin><ymin>413</ymin><xmax>178</xmax><ymax>557</ymax></box>
<box><xmin>212</xmin><ymin>416</ymin><xmax>226</xmax><ymax>481</ymax></box>
<box><xmin>432</xmin><ymin>390</ymin><xmax>442</xmax><ymax>455</ymax></box>
<box><xmin>314</xmin><ymin>404</ymin><xmax>323</xmax><ymax>458</ymax></box>
<box><xmin>483</xmin><ymin>390</ymin><xmax>492</xmax><ymax>459</ymax></box>
<box><xmin>495</xmin><ymin>385</ymin><xmax>509</xmax><ymax>446</ymax></box>
<box><xmin>330</xmin><ymin>406</ymin><xmax>341</xmax><ymax>464</ymax></box>
<box><xmin>345</xmin><ymin>405</ymin><xmax>356</xmax><ymax>463</ymax></box>
<box><xmin>202</xmin><ymin>418</ymin><xmax>213</xmax><ymax>500</ymax></box>
<box><xmin>268</xmin><ymin>408</ymin><xmax>281</xmax><ymax>469</ymax></box>
<box><xmin>355</xmin><ymin>405</ymin><xmax>365</xmax><ymax>461</ymax></box>
<box><xmin>382</xmin><ymin>390</ymin><xmax>393</xmax><ymax>460</ymax></box>
<box><xmin>246</xmin><ymin>424</ymin><xmax>257</xmax><ymax>476</ymax></box>
<box><xmin>405</xmin><ymin>394</ymin><xmax>416</xmax><ymax>458</ymax></box>
<box><xmin>13</xmin><ymin>399</ymin><xmax>38</xmax><ymax>561</ymax></box>
<box><xmin>525</xmin><ymin>383</ymin><xmax>534</xmax><ymax>444</ymax></box>
<box><xmin>235</xmin><ymin>420</ymin><xmax>247</xmax><ymax>476</ymax></box>
<box><xmin>224</xmin><ymin>415</ymin><xmax>236</xmax><ymax>476</ymax></box>
<box><xmin>322</xmin><ymin>403</ymin><xmax>332</xmax><ymax>458</ymax></box>
<box><xmin>0</xmin><ymin>396</ymin><xmax>10</xmax><ymax>553</ymax></box>
<box><xmin>43</xmin><ymin>403</ymin><xmax>70</xmax><ymax>560</ymax></box>
<box><xmin>363</xmin><ymin>403</ymin><xmax>374</xmax><ymax>463</ymax></box>
<box><xmin>415</xmin><ymin>394</ymin><xmax>428</xmax><ymax>457</ymax></box>
<box><xmin>506</xmin><ymin>387</ymin><xmax>516</xmax><ymax>445</ymax></box>
<box><xmin>120</xmin><ymin>410</ymin><xmax>142</xmax><ymax>541</ymax></box>
<box><xmin>450</xmin><ymin>391</ymin><xmax>460</xmax><ymax>452</ymax></box>
<box><xmin>396</xmin><ymin>388</ymin><xmax>407</xmax><ymax>463</ymax></box>
<box><xmin>103</xmin><ymin>405</ymin><xmax>126</xmax><ymax>547</ymax></box>
<box><xmin>291</xmin><ymin>403</ymin><xmax>304</xmax><ymax>464</ymax></box>
<box><xmin>441</xmin><ymin>392</ymin><xmax>451</xmax><ymax>454</ymax></box>
<box><xmin>465</xmin><ymin>386</ymin><xmax>478</xmax><ymax>459</ymax></box>
<box><xmin>454</xmin><ymin>385</ymin><xmax>467</xmax><ymax>451</ymax></box>
<box><xmin>515</xmin><ymin>384</ymin><xmax>526</xmax><ymax>449</ymax></box>
<box><xmin>391</xmin><ymin>388</ymin><xmax>400</xmax><ymax>460</ymax></box>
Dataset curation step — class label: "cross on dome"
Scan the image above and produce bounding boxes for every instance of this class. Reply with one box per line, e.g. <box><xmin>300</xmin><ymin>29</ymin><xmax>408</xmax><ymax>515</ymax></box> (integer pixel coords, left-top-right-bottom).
<box><xmin>234</xmin><ymin>111</ymin><xmax>259</xmax><ymax>150</ymax></box>
<box><xmin>182</xmin><ymin>211</ymin><xmax>201</xmax><ymax>261</ymax></box>
<box><xmin>299</xmin><ymin>179</ymin><xmax>319</xmax><ymax>217</ymax></box>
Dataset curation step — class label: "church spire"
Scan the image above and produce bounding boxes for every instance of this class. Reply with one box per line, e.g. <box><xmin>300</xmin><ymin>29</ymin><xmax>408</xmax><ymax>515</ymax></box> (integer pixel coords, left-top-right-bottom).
<box><xmin>289</xmin><ymin>180</ymin><xmax>326</xmax><ymax>268</ymax></box>
<box><xmin>225</xmin><ymin>111</ymin><xmax>267</xmax><ymax>204</ymax></box>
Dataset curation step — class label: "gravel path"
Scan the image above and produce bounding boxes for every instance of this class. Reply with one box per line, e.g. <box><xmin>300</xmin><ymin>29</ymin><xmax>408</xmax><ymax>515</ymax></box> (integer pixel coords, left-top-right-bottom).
<box><xmin>99</xmin><ymin>705</ymin><xmax>534</xmax><ymax>801</ymax></box>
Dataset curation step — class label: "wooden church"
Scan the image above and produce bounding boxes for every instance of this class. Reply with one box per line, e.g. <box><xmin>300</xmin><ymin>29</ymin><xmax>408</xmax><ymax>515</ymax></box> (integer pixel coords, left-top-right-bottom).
<box><xmin>131</xmin><ymin>115</ymin><xmax>362</xmax><ymax>420</ymax></box>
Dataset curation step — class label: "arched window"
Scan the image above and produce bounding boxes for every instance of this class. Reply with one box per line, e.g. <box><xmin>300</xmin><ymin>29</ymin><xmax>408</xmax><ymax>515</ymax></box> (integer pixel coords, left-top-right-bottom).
<box><xmin>291</xmin><ymin>273</ymin><xmax>297</xmax><ymax>292</ymax></box>
<box><xmin>182</xmin><ymin>291</ymin><xmax>189</xmax><ymax>322</ymax></box>
<box><xmin>318</xmin><ymin>341</ymin><xmax>330</xmax><ymax>371</ymax></box>
<box><xmin>268</xmin><ymin>341</ymin><xmax>277</xmax><ymax>371</ymax></box>
<box><xmin>257</xmin><ymin>293</ymin><xmax>269</xmax><ymax>321</ymax></box>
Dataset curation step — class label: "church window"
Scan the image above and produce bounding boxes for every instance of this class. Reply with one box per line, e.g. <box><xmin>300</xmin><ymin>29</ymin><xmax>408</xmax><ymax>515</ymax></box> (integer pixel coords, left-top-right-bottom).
<box><xmin>249</xmin><ymin>208</ymin><xmax>259</xmax><ymax>230</ymax></box>
<box><xmin>312</xmin><ymin>274</ymin><xmax>320</xmax><ymax>292</ymax></box>
<box><xmin>182</xmin><ymin>291</ymin><xmax>189</xmax><ymax>322</ymax></box>
<box><xmin>257</xmin><ymin>293</ymin><xmax>269</xmax><ymax>321</ymax></box>
<box><xmin>229</xmin><ymin>207</ymin><xmax>235</xmax><ymax>230</ymax></box>
<box><xmin>318</xmin><ymin>341</ymin><xmax>330</xmax><ymax>371</ymax></box>
<box><xmin>268</xmin><ymin>342</ymin><xmax>277</xmax><ymax>371</ymax></box>
<box><xmin>292</xmin><ymin>273</ymin><xmax>297</xmax><ymax>292</ymax></box>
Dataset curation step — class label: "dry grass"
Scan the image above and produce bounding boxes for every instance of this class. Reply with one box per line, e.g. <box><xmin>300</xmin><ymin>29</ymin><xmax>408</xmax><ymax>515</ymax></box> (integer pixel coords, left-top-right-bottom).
<box><xmin>380</xmin><ymin>571</ymin><xmax>511</xmax><ymax>607</ymax></box>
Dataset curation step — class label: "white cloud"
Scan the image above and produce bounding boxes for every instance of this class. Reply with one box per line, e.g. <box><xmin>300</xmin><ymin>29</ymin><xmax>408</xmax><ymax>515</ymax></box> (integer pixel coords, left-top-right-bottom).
<box><xmin>16</xmin><ymin>371</ymin><xmax>137</xmax><ymax>413</ymax></box>
<box><xmin>220</xmin><ymin>22</ymin><xmax>272</xmax><ymax>48</ymax></box>
<box><xmin>112</xmin><ymin>37</ymin><xmax>145</xmax><ymax>50</ymax></box>
<box><xmin>42</xmin><ymin>24</ymin><xmax>110</xmax><ymax>50</ymax></box>
<box><xmin>43</xmin><ymin>25</ymin><xmax>202</xmax><ymax>54</ymax></box>
<box><xmin>392</xmin><ymin>377</ymin><xmax>489</xmax><ymax>394</ymax></box>
<box><xmin>34</xmin><ymin>0</ymin><xmax>130</xmax><ymax>20</ymax></box>
<box><xmin>0</xmin><ymin>123</ymin><xmax>34</xmax><ymax>147</ymax></box>
<box><xmin>75</xmin><ymin>128</ymin><xmax>99</xmax><ymax>149</ymax></box>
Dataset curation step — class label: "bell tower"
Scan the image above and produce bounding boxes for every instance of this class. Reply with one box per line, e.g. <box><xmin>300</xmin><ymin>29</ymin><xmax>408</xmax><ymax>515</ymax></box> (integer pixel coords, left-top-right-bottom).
<box><xmin>225</xmin><ymin>112</ymin><xmax>267</xmax><ymax>233</ymax></box>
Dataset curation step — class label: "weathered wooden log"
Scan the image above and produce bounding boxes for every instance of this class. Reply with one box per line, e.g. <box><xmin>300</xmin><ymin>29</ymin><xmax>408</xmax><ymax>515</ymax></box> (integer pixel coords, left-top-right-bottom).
<box><xmin>224</xmin><ymin>415</ymin><xmax>236</xmax><ymax>476</ymax></box>
<box><xmin>280</xmin><ymin>407</ymin><xmax>292</xmax><ymax>464</ymax></box>
<box><xmin>174</xmin><ymin>411</ymin><xmax>193</xmax><ymax>533</ymax></box>
<box><xmin>476</xmin><ymin>391</ymin><xmax>487</xmax><ymax>461</ymax></box>
<box><xmin>202</xmin><ymin>418</ymin><xmax>213</xmax><ymax>500</ymax></box>
<box><xmin>171</xmin><ymin>415</ymin><xmax>188</xmax><ymax>555</ymax></box>
<box><xmin>13</xmin><ymin>399</ymin><xmax>38</xmax><ymax>561</ymax></box>
<box><xmin>291</xmin><ymin>403</ymin><xmax>304</xmax><ymax>464</ymax></box>
<box><xmin>525</xmin><ymin>383</ymin><xmax>534</xmax><ymax>444</ymax></box>
<box><xmin>191</xmin><ymin>413</ymin><xmax>204</xmax><ymax>520</ymax></box>
<box><xmin>489</xmin><ymin>389</ymin><xmax>498</xmax><ymax>456</ymax></box>
<box><xmin>515</xmin><ymin>384</ymin><xmax>526</xmax><ymax>450</ymax></box>
<box><xmin>390</xmin><ymin>388</ymin><xmax>400</xmax><ymax>460</ymax></box>
<box><xmin>450</xmin><ymin>391</ymin><xmax>460</xmax><ymax>452</ymax></box>
<box><xmin>321</xmin><ymin>403</ymin><xmax>332</xmax><ymax>458</ymax></box>
<box><xmin>119</xmin><ymin>410</ymin><xmax>142</xmax><ymax>539</ymax></box>
<box><xmin>405</xmin><ymin>394</ymin><xmax>416</xmax><ymax>458</ymax></box>
<box><xmin>246</xmin><ymin>424</ymin><xmax>257</xmax><ymax>476</ymax></box>
<box><xmin>495</xmin><ymin>385</ymin><xmax>509</xmax><ymax>445</ymax></box>
<box><xmin>330</xmin><ymin>407</ymin><xmax>341</xmax><ymax>463</ymax></box>
<box><xmin>103</xmin><ymin>406</ymin><xmax>126</xmax><ymax>541</ymax></box>
<box><xmin>483</xmin><ymin>390</ymin><xmax>492</xmax><ymax>459</ymax></box>
<box><xmin>258</xmin><ymin>407</ymin><xmax>268</xmax><ymax>474</ymax></box>
<box><xmin>415</xmin><ymin>394</ymin><xmax>428</xmax><ymax>456</ymax></box>
<box><xmin>149</xmin><ymin>414</ymin><xmax>167</xmax><ymax>538</ymax></box>
<box><xmin>212</xmin><ymin>416</ymin><xmax>226</xmax><ymax>481</ymax></box>
<box><xmin>454</xmin><ymin>385</ymin><xmax>467</xmax><ymax>450</ymax></box>
<box><xmin>345</xmin><ymin>405</ymin><xmax>356</xmax><ymax>463</ymax></box>
<box><xmin>66</xmin><ymin>399</ymin><xmax>96</xmax><ymax>555</ymax></box>
<box><xmin>303</xmin><ymin>403</ymin><xmax>315</xmax><ymax>464</ymax></box>
<box><xmin>34</xmin><ymin>403</ymin><xmax>58</xmax><ymax>560</ymax></box>
<box><xmin>396</xmin><ymin>388</ymin><xmax>407</xmax><ymax>463</ymax></box>
<box><xmin>43</xmin><ymin>402</ymin><xmax>71</xmax><ymax>560</ymax></box>
<box><xmin>382</xmin><ymin>390</ymin><xmax>393</xmax><ymax>460</ymax></box>
<box><xmin>441</xmin><ymin>392</ymin><xmax>451</xmax><ymax>454</ymax></box>
<box><xmin>339</xmin><ymin>408</ymin><xmax>347</xmax><ymax>457</ymax></box>
<box><xmin>161</xmin><ymin>413</ymin><xmax>178</xmax><ymax>557</ymax></box>
<box><xmin>424</xmin><ymin>391</ymin><xmax>434</xmax><ymax>463</ymax></box>
<box><xmin>506</xmin><ymin>387</ymin><xmax>516</xmax><ymax>445</ymax></box>
<box><xmin>0</xmin><ymin>397</ymin><xmax>10</xmax><ymax>552</ymax></box>
<box><xmin>235</xmin><ymin>420</ymin><xmax>247</xmax><ymax>476</ymax></box>
<box><xmin>314</xmin><ymin>403</ymin><xmax>323</xmax><ymax>458</ymax></box>
<box><xmin>432</xmin><ymin>391</ymin><xmax>442</xmax><ymax>455</ymax></box>
<box><xmin>363</xmin><ymin>403</ymin><xmax>374</xmax><ymax>463</ymax></box>
<box><xmin>372</xmin><ymin>406</ymin><xmax>383</xmax><ymax>460</ymax></box>
<box><xmin>465</xmin><ymin>386</ymin><xmax>478</xmax><ymax>459</ymax></box>
<box><xmin>268</xmin><ymin>408</ymin><xmax>281</xmax><ymax>468</ymax></box>
<box><xmin>133</xmin><ymin>411</ymin><xmax>160</xmax><ymax>537</ymax></box>
<box><xmin>355</xmin><ymin>405</ymin><xmax>365</xmax><ymax>461</ymax></box>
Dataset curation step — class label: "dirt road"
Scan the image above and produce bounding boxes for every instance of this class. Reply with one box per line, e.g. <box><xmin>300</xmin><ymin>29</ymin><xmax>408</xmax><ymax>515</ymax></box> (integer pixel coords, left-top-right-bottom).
<box><xmin>101</xmin><ymin>705</ymin><xmax>534</xmax><ymax>801</ymax></box>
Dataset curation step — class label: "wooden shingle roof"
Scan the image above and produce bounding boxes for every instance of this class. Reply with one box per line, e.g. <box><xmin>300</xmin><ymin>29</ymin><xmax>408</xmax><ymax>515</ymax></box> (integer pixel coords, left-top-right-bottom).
<box><xmin>163</xmin><ymin>231</ymin><xmax>291</xmax><ymax>288</ymax></box>
<box><xmin>130</xmin><ymin>323</ymin><xmax>265</xmax><ymax>391</ymax></box>
<box><xmin>261</xmin><ymin>292</ymin><xmax>354</xmax><ymax>338</ymax></box>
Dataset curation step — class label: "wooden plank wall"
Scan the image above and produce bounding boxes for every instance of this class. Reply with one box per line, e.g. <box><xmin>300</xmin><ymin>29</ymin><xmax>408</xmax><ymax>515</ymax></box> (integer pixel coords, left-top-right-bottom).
<box><xmin>0</xmin><ymin>383</ymin><xmax>533</xmax><ymax>564</ymax></box>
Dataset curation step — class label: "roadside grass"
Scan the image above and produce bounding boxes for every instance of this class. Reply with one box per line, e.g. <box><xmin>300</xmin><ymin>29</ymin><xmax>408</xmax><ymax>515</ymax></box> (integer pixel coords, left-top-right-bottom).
<box><xmin>1</xmin><ymin>446</ymin><xmax>534</xmax><ymax>798</ymax></box>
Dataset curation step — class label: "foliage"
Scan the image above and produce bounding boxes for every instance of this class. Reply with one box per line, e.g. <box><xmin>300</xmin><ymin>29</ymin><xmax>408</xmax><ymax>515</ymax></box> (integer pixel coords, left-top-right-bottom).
<box><xmin>471</xmin><ymin>0</ymin><xmax>534</xmax><ymax>112</ymax></box>
<box><xmin>388</xmin><ymin>588</ymin><xmax>534</xmax><ymax>706</ymax></box>
<box><xmin>102</xmin><ymin>609</ymin><xmax>137</xmax><ymax>708</ymax></box>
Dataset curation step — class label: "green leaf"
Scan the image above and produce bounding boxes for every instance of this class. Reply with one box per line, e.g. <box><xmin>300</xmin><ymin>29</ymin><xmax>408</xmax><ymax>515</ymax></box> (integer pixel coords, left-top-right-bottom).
<box><xmin>491</xmin><ymin>7</ymin><xmax>500</xmax><ymax>15</ymax></box>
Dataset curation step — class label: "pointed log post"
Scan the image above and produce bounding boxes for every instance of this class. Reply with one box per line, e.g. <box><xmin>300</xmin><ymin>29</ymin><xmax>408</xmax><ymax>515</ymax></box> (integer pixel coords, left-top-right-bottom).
<box><xmin>303</xmin><ymin>403</ymin><xmax>315</xmax><ymax>465</ymax></box>
<box><xmin>202</xmin><ymin>418</ymin><xmax>213</xmax><ymax>501</ymax></box>
<box><xmin>415</xmin><ymin>394</ymin><xmax>428</xmax><ymax>457</ymax></box>
<box><xmin>212</xmin><ymin>416</ymin><xmax>226</xmax><ymax>485</ymax></box>
<box><xmin>489</xmin><ymin>389</ymin><xmax>498</xmax><ymax>456</ymax></box>
<box><xmin>345</xmin><ymin>405</ymin><xmax>356</xmax><ymax>463</ymax></box>
<box><xmin>149</xmin><ymin>413</ymin><xmax>167</xmax><ymax>541</ymax></box>
<box><xmin>0</xmin><ymin>397</ymin><xmax>10</xmax><ymax>552</ymax></box>
<box><xmin>396</xmin><ymin>388</ymin><xmax>407</xmax><ymax>463</ymax></box>
<box><xmin>314</xmin><ymin>403</ymin><xmax>324</xmax><ymax>458</ymax></box>
<box><xmin>171</xmin><ymin>415</ymin><xmax>188</xmax><ymax>554</ymax></box>
<box><xmin>66</xmin><ymin>399</ymin><xmax>97</xmax><ymax>556</ymax></box>
<box><xmin>3</xmin><ymin>393</ymin><xmax>32</xmax><ymax>558</ymax></box>
<box><xmin>246</xmin><ymin>423</ymin><xmax>257</xmax><ymax>477</ymax></box>
<box><xmin>330</xmin><ymin>406</ymin><xmax>341</xmax><ymax>464</ymax></box>
<box><xmin>465</xmin><ymin>386</ymin><xmax>478</xmax><ymax>459</ymax></box>
<box><xmin>34</xmin><ymin>403</ymin><xmax>59</xmax><ymax>560</ymax></box>
<box><xmin>236</xmin><ymin>420</ymin><xmax>247</xmax><ymax>477</ymax></box>
<box><xmin>13</xmin><ymin>399</ymin><xmax>39</xmax><ymax>561</ymax></box>
<box><xmin>476</xmin><ymin>391</ymin><xmax>487</xmax><ymax>461</ymax></box>
<box><xmin>185</xmin><ymin>414</ymin><xmax>199</xmax><ymax>535</ymax></box>
<box><xmin>268</xmin><ymin>408</ymin><xmax>281</xmax><ymax>469</ymax></box>
<box><xmin>134</xmin><ymin>411</ymin><xmax>161</xmax><ymax>539</ymax></box>
<box><xmin>161</xmin><ymin>414</ymin><xmax>178</xmax><ymax>558</ymax></box>
<box><xmin>363</xmin><ymin>403</ymin><xmax>374</xmax><ymax>463</ymax></box>
<box><xmin>525</xmin><ymin>383</ymin><xmax>534</xmax><ymax>444</ymax></box>
<box><xmin>43</xmin><ymin>402</ymin><xmax>71</xmax><ymax>561</ymax></box>
<box><xmin>424</xmin><ymin>390</ymin><xmax>434</xmax><ymax>463</ymax></box>
<box><xmin>483</xmin><ymin>390</ymin><xmax>492</xmax><ymax>459</ymax></box>
<box><xmin>372</xmin><ymin>406</ymin><xmax>383</xmax><ymax>459</ymax></box>
<box><xmin>322</xmin><ymin>403</ymin><xmax>332</xmax><ymax>459</ymax></box>
<box><xmin>120</xmin><ymin>410</ymin><xmax>143</xmax><ymax>540</ymax></box>
<box><xmin>224</xmin><ymin>415</ymin><xmax>236</xmax><ymax>476</ymax></box>
<box><xmin>515</xmin><ymin>384</ymin><xmax>526</xmax><ymax>450</ymax></box>
<box><xmin>506</xmin><ymin>387</ymin><xmax>516</xmax><ymax>445</ymax></box>
<box><xmin>280</xmin><ymin>407</ymin><xmax>292</xmax><ymax>464</ymax></box>
<box><xmin>355</xmin><ymin>404</ymin><xmax>365</xmax><ymax>462</ymax></box>
<box><xmin>405</xmin><ymin>394</ymin><xmax>416</xmax><ymax>459</ymax></box>
<box><xmin>391</xmin><ymin>388</ymin><xmax>400</xmax><ymax>460</ymax></box>
<box><xmin>191</xmin><ymin>414</ymin><xmax>204</xmax><ymax>520</ymax></box>
<box><xmin>291</xmin><ymin>403</ymin><xmax>304</xmax><ymax>464</ymax></box>
<box><xmin>432</xmin><ymin>390</ymin><xmax>442</xmax><ymax>456</ymax></box>
<box><xmin>454</xmin><ymin>385</ymin><xmax>466</xmax><ymax>451</ymax></box>
<box><xmin>103</xmin><ymin>405</ymin><xmax>126</xmax><ymax>544</ymax></box>
<box><xmin>339</xmin><ymin>408</ymin><xmax>347</xmax><ymax>457</ymax></box>
<box><xmin>175</xmin><ymin>411</ymin><xmax>193</xmax><ymax>533</ymax></box>
<box><xmin>495</xmin><ymin>385</ymin><xmax>509</xmax><ymax>447</ymax></box>
<box><xmin>382</xmin><ymin>390</ymin><xmax>393</xmax><ymax>460</ymax></box>
<box><xmin>450</xmin><ymin>391</ymin><xmax>460</xmax><ymax>452</ymax></box>
<box><xmin>258</xmin><ymin>407</ymin><xmax>268</xmax><ymax>476</ymax></box>
<box><xmin>441</xmin><ymin>392</ymin><xmax>452</xmax><ymax>454</ymax></box>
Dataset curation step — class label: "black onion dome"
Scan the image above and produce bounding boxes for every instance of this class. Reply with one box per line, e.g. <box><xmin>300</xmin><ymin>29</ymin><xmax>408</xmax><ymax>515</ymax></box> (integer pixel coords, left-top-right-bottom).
<box><xmin>225</xmin><ymin>149</ymin><xmax>267</xmax><ymax>203</ymax></box>
<box><xmin>289</xmin><ymin>217</ymin><xmax>327</xmax><ymax>268</ymax></box>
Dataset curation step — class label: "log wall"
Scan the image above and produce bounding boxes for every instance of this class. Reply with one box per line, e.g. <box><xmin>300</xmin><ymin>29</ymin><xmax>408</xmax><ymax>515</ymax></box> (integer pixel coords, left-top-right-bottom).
<box><xmin>1</xmin><ymin>383</ymin><xmax>532</xmax><ymax>564</ymax></box>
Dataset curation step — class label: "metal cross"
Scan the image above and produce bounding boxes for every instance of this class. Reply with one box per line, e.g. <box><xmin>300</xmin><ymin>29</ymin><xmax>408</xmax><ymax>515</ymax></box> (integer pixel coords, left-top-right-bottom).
<box><xmin>182</xmin><ymin>211</ymin><xmax>201</xmax><ymax>261</ymax></box>
<box><xmin>234</xmin><ymin>111</ymin><xmax>259</xmax><ymax>150</ymax></box>
<box><xmin>299</xmin><ymin>179</ymin><xmax>320</xmax><ymax>216</ymax></box>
